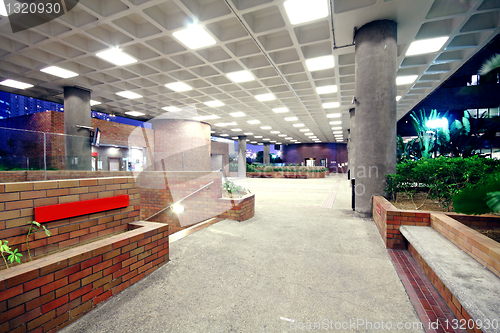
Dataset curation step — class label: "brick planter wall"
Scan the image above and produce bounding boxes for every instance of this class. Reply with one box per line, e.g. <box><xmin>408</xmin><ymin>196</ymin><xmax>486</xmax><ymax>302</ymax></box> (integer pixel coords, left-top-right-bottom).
<box><xmin>0</xmin><ymin>177</ymin><xmax>140</xmax><ymax>265</ymax></box>
<box><xmin>0</xmin><ymin>220</ymin><xmax>169</xmax><ymax>333</ymax></box>
<box><xmin>217</xmin><ymin>194</ymin><xmax>255</xmax><ymax>222</ymax></box>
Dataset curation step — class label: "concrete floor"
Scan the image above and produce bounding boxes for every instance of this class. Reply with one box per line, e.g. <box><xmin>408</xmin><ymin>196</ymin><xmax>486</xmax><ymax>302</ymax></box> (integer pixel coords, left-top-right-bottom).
<box><xmin>61</xmin><ymin>174</ymin><xmax>424</xmax><ymax>332</ymax></box>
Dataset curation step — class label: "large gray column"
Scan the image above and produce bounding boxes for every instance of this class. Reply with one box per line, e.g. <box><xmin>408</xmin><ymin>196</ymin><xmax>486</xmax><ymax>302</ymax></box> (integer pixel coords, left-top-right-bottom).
<box><xmin>263</xmin><ymin>143</ymin><xmax>270</xmax><ymax>164</ymax></box>
<box><xmin>237</xmin><ymin>136</ymin><xmax>247</xmax><ymax>178</ymax></box>
<box><xmin>348</xmin><ymin>108</ymin><xmax>355</xmax><ymax>180</ymax></box>
<box><xmin>64</xmin><ymin>87</ymin><xmax>92</xmax><ymax>170</ymax></box>
<box><xmin>354</xmin><ymin>20</ymin><xmax>397</xmax><ymax>217</ymax></box>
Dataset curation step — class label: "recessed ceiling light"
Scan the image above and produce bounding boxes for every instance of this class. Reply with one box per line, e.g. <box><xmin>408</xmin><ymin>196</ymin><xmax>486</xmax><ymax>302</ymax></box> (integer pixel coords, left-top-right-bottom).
<box><xmin>204</xmin><ymin>100</ymin><xmax>225</xmax><ymax>107</ymax></box>
<box><xmin>285</xmin><ymin>137</ymin><xmax>293</xmax><ymax>140</ymax></box>
<box><xmin>270</xmin><ymin>140</ymin><xmax>277</xmax><ymax>143</ymax></box>
<box><xmin>333</xmin><ymin>131</ymin><xmax>343</xmax><ymax>134</ymax></box>
<box><xmin>263</xmin><ymin>138</ymin><xmax>270</xmax><ymax>141</ymax></box>
<box><xmin>125</xmin><ymin>111</ymin><xmax>145</xmax><ymax>117</ymax></box>
<box><xmin>193</xmin><ymin>115</ymin><xmax>220</xmax><ymax>121</ymax></box>
<box><xmin>323</xmin><ymin>102</ymin><xmax>340</xmax><ymax>109</ymax></box>
<box><xmin>254</xmin><ymin>136</ymin><xmax>263</xmax><ymax>138</ymax></box>
<box><xmin>278</xmin><ymin>134</ymin><xmax>287</xmax><ymax>137</ymax></box>
<box><xmin>172</xmin><ymin>25</ymin><xmax>216</xmax><ymax>50</ymax></box>
<box><xmin>406</xmin><ymin>36</ymin><xmax>449</xmax><ymax>56</ymax></box>
<box><xmin>255</xmin><ymin>93</ymin><xmax>275</xmax><ymax>101</ymax></box>
<box><xmin>299</xmin><ymin>128</ymin><xmax>309</xmax><ymax>132</ymax></box>
<box><xmin>214</xmin><ymin>122</ymin><xmax>237</xmax><ymax>127</ymax></box>
<box><xmin>260</xmin><ymin>126</ymin><xmax>272</xmax><ymax>130</ymax></box>
<box><xmin>331</xmin><ymin>126</ymin><xmax>342</xmax><ymax>130</ymax></box>
<box><xmin>273</xmin><ymin>107</ymin><xmax>289</xmax><ymax>113</ymax></box>
<box><xmin>90</xmin><ymin>100</ymin><xmax>101</xmax><ymax>106</ymax></box>
<box><xmin>117</xmin><ymin>91</ymin><xmax>142</xmax><ymax>99</ymax></box>
<box><xmin>250</xmin><ymin>141</ymin><xmax>257</xmax><ymax>144</ymax></box>
<box><xmin>276</xmin><ymin>142</ymin><xmax>282</xmax><ymax>144</ymax></box>
<box><xmin>293</xmin><ymin>124</ymin><xmax>304</xmax><ymax>127</ymax></box>
<box><xmin>96</xmin><ymin>49</ymin><xmax>137</xmax><ymax>66</ymax></box>
<box><xmin>396</xmin><ymin>96</ymin><xmax>402</xmax><ymax>101</ymax></box>
<box><xmin>220</xmin><ymin>134</ymin><xmax>229</xmax><ymax>137</ymax></box>
<box><xmin>244</xmin><ymin>132</ymin><xmax>253</xmax><ymax>135</ymax></box>
<box><xmin>284</xmin><ymin>0</ymin><xmax>328</xmax><ymax>25</ymax></box>
<box><xmin>284</xmin><ymin>117</ymin><xmax>298</xmax><ymax>121</ymax></box>
<box><xmin>231</xmin><ymin>128</ymin><xmax>242</xmax><ymax>132</ymax></box>
<box><xmin>290</xmin><ymin>139</ymin><xmax>297</xmax><ymax>142</ymax></box>
<box><xmin>305</xmin><ymin>132</ymin><xmax>314</xmax><ymax>135</ymax></box>
<box><xmin>306</xmin><ymin>55</ymin><xmax>334</xmax><ymax>72</ymax></box>
<box><xmin>227</xmin><ymin>70</ymin><xmax>254</xmax><ymax>83</ymax></box>
<box><xmin>165</xmin><ymin>82</ymin><xmax>192</xmax><ymax>92</ymax></box>
<box><xmin>230</xmin><ymin>112</ymin><xmax>245</xmax><ymax>117</ymax></box>
<box><xmin>330</xmin><ymin>121</ymin><xmax>342</xmax><ymax>125</ymax></box>
<box><xmin>396</xmin><ymin>75</ymin><xmax>418</xmax><ymax>85</ymax></box>
<box><xmin>326</xmin><ymin>113</ymin><xmax>341</xmax><ymax>118</ymax></box>
<box><xmin>233</xmin><ymin>137</ymin><xmax>240</xmax><ymax>140</ymax></box>
<box><xmin>247</xmin><ymin>120</ymin><xmax>261</xmax><ymax>124</ymax></box>
<box><xmin>0</xmin><ymin>79</ymin><xmax>33</xmax><ymax>90</ymax></box>
<box><xmin>40</xmin><ymin>66</ymin><xmax>78</xmax><ymax>79</ymax></box>
<box><xmin>309</xmin><ymin>136</ymin><xmax>318</xmax><ymax>139</ymax></box>
<box><xmin>163</xmin><ymin>106</ymin><xmax>182</xmax><ymax>112</ymax></box>
<box><xmin>246</xmin><ymin>139</ymin><xmax>251</xmax><ymax>142</ymax></box>
<box><xmin>270</xmin><ymin>131</ymin><xmax>280</xmax><ymax>134</ymax></box>
<box><xmin>316</xmin><ymin>85</ymin><xmax>337</xmax><ymax>94</ymax></box>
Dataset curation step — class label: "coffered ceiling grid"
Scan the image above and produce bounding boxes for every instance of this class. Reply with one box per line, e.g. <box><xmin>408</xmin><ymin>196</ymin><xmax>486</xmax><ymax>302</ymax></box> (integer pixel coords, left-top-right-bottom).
<box><xmin>0</xmin><ymin>0</ymin><xmax>499</xmax><ymax>145</ymax></box>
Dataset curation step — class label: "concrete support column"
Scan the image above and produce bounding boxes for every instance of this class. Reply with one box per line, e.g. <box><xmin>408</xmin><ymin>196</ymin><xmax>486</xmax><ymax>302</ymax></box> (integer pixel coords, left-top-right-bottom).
<box><xmin>64</xmin><ymin>87</ymin><xmax>92</xmax><ymax>170</ymax></box>
<box><xmin>348</xmin><ymin>108</ymin><xmax>355</xmax><ymax>180</ymax></box>
<box><xmin>263</xmin><ymin>143</ymin><xmax>270</xmax><ymax>164</ymax></box>
<box><xmin>238</xmin><ymin>136</ymin><xmax>247</xmax><ymax>178</ymax></box>
<box><xmin>354</xmin><ymin>20</ymin><xmax>397</xmax><ymax>217</ymax></box>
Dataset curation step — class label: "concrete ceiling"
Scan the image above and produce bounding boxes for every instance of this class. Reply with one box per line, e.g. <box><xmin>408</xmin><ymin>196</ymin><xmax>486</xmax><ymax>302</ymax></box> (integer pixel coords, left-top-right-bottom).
<box><xmin>0</xmin><ymin>0</ymin><xmax>499</xmax><ymax>145</ymax></box>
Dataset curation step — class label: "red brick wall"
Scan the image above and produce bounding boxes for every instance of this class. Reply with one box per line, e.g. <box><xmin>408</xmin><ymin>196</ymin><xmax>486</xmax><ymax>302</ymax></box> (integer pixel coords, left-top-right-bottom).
<box><xmin>0</xmin><ymin>177</ymin><xmax>140</xmax><ymax>267</ymax></box>
<box><xmin>0</xmin><ymin>220</ymin><xmax>169</xmax><ymax>333</ymax></box>
<box><xmin>217</xmin><ymin>194</ymin><xmax>255</xmax><ymax>222</ymax></box>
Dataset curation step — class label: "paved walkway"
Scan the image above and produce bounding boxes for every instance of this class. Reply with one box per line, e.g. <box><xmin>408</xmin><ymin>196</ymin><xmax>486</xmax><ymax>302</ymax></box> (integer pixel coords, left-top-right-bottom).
<box><xmin>61</xmin><ymin>174</ymin><xmax>424</xmax><ymax>332</ymax></box>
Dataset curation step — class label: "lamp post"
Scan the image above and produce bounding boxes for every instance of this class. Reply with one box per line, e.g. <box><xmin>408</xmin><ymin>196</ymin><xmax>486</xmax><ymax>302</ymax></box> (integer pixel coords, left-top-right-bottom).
<box><xmin>426</xmin><ymin>117</ymin><xmax>448</xmax><ymax>158</ymax></box>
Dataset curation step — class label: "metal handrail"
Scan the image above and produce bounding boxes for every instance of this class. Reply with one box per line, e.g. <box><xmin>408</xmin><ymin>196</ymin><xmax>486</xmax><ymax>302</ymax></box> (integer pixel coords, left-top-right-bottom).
<box><xmin>144</xmin><ymin>180</ymin><xmax>215</xmax><ymax>221</ymax></box>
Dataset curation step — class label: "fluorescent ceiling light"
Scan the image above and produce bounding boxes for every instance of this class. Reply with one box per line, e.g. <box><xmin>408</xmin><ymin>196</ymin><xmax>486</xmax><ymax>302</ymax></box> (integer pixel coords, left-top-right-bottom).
<box><xmin>270</xmin><ymin>131</ymin><xmax>280</xmax><ymax>134</ymax></box>
<box><xmin>306</xmin><ymin>55</ymin><xmax>334</xmax><ymax>72</ymax></box>
<box><xmin>230</xmin><ymin>112</ymin><xmax>245</xmax><ymax>117</ymax></box>
<box><xmin>125</xmin><ymin>111</ymin><xmax>144</xmax><ymax>117</ymax></box>
<box><xmin>254</xmin><ymin>136</ymin><xmax>263</xmax><ymax>138</ymax></box>
<box><xmin>330</xmin><ymin>121</ymin><xmax>342</xmax><ymax>125</ymax></box>
<box><xmin>260</xmin><ymin>126</ymin><xmax>272</xmax><ymax>130</ymax></box>
<box><xmin>220</xmin><ymin>134</ymin><xmax>229</xmax><ymax>137</ymax></box>
<box><xmin>90</xmin><ymin>100</ymin><xmax>101</xmax><ymax>106</ymax></box>
<box><xmin>273</xmin><ymin>107</ymin><xmax>289</xmax><ymax>113</ymax></box>
<box><xmin>278</xmin><ymin>134</ymin><xmax>287</xmax><ymax>137</ymax></box>
<box><xmin>96</xmin><ymin>49</ymin><xmax>137</xmax><ymax>66</ymax></box>
<box><xmin>396</xmin><ymin>96</ymin><xmax>402</xmax><ymax>101</ymax></box>
<box><xmin>247</xmin><ymin>120</ymin><xmax>261</xmax><ymax>124</ymax></box>
<box><xmin>309</xmin><ymin>136</ymin><xmax>317</xmax><ymax>139</ymax></box>
<box><xmin>204</xmin><ymin>100</ymin><xmax>225</xmax><ymax>107</ymax></box>
<box><xmin>166</xmin><ymin>82</ymin><xmax>192</xmax><ymax>92</ymax></box>
<box><xmin>406</xmin><ymin>37</ymin><xmax>449</xmax><ymax>56</ymax></box>
<box><xmin>285</xmin><ymin>137</ymin><xmax>293</xmax><ymax>140</ymax></box>
<box><xmin>305</xmin><ymin>132</ymin><xmax>313</xmax><ymax>136</ymax></box>
<box><xmin>215</xmin><ymin>122</ymin><xmax>237</xmax><ymax>127</ymax></box>
<box><xmin>263</xmin><ymin>138</ymin><xmax>270</xmax><ymax>141</ymax></box>
<box><xmin>333</xmin><ymin>131</ymin><xmax>343</xmax><ymax>134</ymax></box>
<box><xmin>331</xmin><ymin>126</ymin><xmax>342</xmax><ymax>130</ymax></box>
<box><xmin>290</xmin><ymin>139</ymin><xmax>297</xmax><ymax>142</ymax></box>
<box><xmin>40</xmin><ymin>66</ymin><xmax>78</xmax><ymax>79</ymax></box>
<box><xmin>299</xmin><ymin>128</ymin><xmax>309</xmax><ymax>132</ymax></box>
<box><xmin>163</xmin><ymin>106</ymin><xmax>182</xmax><ymax>112</ymax></box>
<box><xmin>244</xmin><ymin>132</ymin><xmax>253</xmax><ymax>135</ymax></box>
<box><xmin>250</xmin><ymin>141</ymin><xmax>257</xmax><ymax>144</ymax></box>
<box><xmin>0</xmin><ymin>1</ymin><xmax>6</xmax><ymax>16</ymax></box>
<box><xmin>276</xmin><ymin>142</ymin><xmax>282</xmax><ymax>144</ymax></box>
<box><xmin>231</xmin><ymin>128</ymin><xmax>242</xmax><ymax>132</ymax></box>
<box><xmin>284</xmin><ymin>0</ymin><xmax>328</xmax><ymax>25</ymax></box>
<box><xmin>284</xmin><ymin>117</ymin><xmax>298</xmax><ymax>121</ymax></box>
<box><xmin>326</xmin><ymin>113</ymin><xmax>341</xmax><ymax>118</ymax></box>
<box><xmin>172</xmin><ymin>25</ymin><xmax>216</xmax><ymax>50</ymax></box>
<box><xmin>255</xmin><ymin>93</ymin><xmax>275</xmax><ymax>101</ymax></box>
<box><xmin>0</xmin><ymin>79</ymin><xmax>33</xmax><ymax>89</ymax></box>
<box><xmin>227</xmin><ymin>70</ymin><xmax>254</xmax><ymax>83</ymax></box>
<box><xmin>293</xmin><ymin>124</ymin><xmax>304</xmax><ymax>127</ymax></box>
<box><xmin>270</xmin><ymin>141</ymin><xmax>276</xmax><ymax>143</ymax></box>
<box><xmin>316</xmin><ymin>85</ymin><xmax>337</xmax><ymax>94</ymax></box>
<box><xmin>323</xmin><ymin>102</ymin><xmax>340</xmax><ymax>109</ymax></box>
<box><xmin>396</xmin><ymin>75</ymin><xmax>418</xmax><ymax>85</ymax></box>
<box><xmin>193</xmin><ymin>115</ymin><xmax>220</xmax><ymax>121</ymax></box>
<box><xmin>233</xmin><ymin>137</ymin><xmax>239</xmax><ymax>140</ymax></box>
<box><xmin>117</xmin><ymin>91</ymin><xmax>142</xmax><ymax>99</ymax></box>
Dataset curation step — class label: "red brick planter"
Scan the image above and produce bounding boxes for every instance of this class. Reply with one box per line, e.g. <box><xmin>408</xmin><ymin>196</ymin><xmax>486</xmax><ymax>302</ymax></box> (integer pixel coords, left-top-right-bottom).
<box><xmin>217</xmin><ymin>194</ymin><xmax>255</xmax><ymax>222</ymax></box>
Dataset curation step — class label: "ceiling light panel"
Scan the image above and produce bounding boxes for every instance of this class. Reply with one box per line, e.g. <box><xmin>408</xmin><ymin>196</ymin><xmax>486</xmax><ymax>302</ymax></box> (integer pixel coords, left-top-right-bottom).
<box><xmin>406</xmin><ymin>37</ymin><xmax>449</xmax><ymax>56</ymax></box>
<box><xmin>230</xmin><ymin>112</ymin><xmax>245</xmax><ymax>117</ymax></box>
<box><xmin>396</xmin><ymin>75</ymin><xmax>418</xmax><ymax>85</ymax></box>
<box><xmin>227</xmin><ymin>70</ymin><xmax>255</xmax><ymax>83</ymax></box>
<box><xmin>125</xmin><ymin>111</ymin><xmax>145</xmax><ymax>117</ymax></box>
<box><xmin>273</xmin><ymin>107</ymin><xmax>289</xmax><ymax>113</ymax></box>
<box><xmin>255</xmin><ymin>93</ymin><xmax>276</xmax><ymax>101</ymax></box>
<box><xmin>40</xmin><ymin>66</ymin><xmax>78</xmax><ymax>78</ymax></box>
<box><xmin>193</xmin><ymin>115</ymin><xmax>220</xmax><ymax>121</ymax></box>
<box><xmin>96</xmin><ymin>49</ymin><xmax>137</xmax><ymax>66</ymax></box>
<box><xmin>163</xmin><ymin>106</ymin><xmax>182</xmax><ymax>112</ymax></box>
<box><xmin>117</xmin><ymin>91</ymin><xmax>142</xmax><ymax>99</ymax></box>
<box><xmin>173</xmin><ymin>26</ymin><xmax>216</xmax><ymax>50</ymax></box>
<box><xmin>284</xmin><ymin>117</ymin><xmax>298</xmax><ymax>121</ymax></box>
<box><xmin>284</xmin><ymin>0</ymin><xmax>328</xmax><ymax>25</ymax></box>
<box><xmin>166</xmin><ymin>82</ymin><xmax>192</xmax><ymax>92</ymax></box>
<box><xmin>205</xmin><ymin>100</ymin><xmax>225</xmax><ymax>107</ymax></box>
<box><xmin>0</xmin><ymin>79</ymin><xmax>33</xmax><ymax>89</ymax></box>
<box><xmin>316</xmin><ymin>85</ymin><xmax>337</xmax><ymax>94</ymax></box>
<box><xmin>306</xmin><ymin>55</ymin><xmax>334</xmax><ymax>72</ymax></box>
<box><xmin>323</xmin><ymin>102</ymin><xmax>340</xmax><ymax>108</ymax></box>
<box><xmin>247</xmin><ymin>120</ymin><xmax>261</xmax><ymax>124</ymax></box>
<box><xmin>90</xmin><ymin>100</ymin><xmax>101</xmax><ymax>106</ymax></box>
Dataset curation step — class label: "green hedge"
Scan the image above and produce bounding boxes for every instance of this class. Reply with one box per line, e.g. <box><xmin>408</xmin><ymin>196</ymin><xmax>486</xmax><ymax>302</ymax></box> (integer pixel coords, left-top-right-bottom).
<box><xmin>386</xmin><ymin>156</ymin><xmax>500</xmax><ymax>210</ymax></box>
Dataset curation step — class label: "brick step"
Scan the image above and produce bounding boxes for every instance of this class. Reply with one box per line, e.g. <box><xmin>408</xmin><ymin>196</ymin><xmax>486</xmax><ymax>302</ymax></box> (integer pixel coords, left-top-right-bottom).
<box><xmin>400</xmin><ymin>225</ymin><xmax>500</xmax><ymax>333</ymax></box>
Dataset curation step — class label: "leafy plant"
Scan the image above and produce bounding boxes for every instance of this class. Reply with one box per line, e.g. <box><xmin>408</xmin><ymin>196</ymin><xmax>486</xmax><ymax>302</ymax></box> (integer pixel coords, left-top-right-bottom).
<box><xmin>222</xmin><ymin>180</ymin><xmax>251</xmax><ymax>198</ymax></box>
<box><xmin>26</xmin><ymin>221</ymin><xmax>51</xmax><ymax>261</ymax></box>
<box><xmin>478</xmin><ymin>53</ymin><xmax>500</xmax><ymax>76</ymax></box>
<box><xmin>453</xmin><ymin>173</ymin><xmax>500</xmax><ymax>215</ymax></box>
<box><xmin>1</xmin><ymin>240</ymin><xmax>22</xmax><ymax>268</ymax></box>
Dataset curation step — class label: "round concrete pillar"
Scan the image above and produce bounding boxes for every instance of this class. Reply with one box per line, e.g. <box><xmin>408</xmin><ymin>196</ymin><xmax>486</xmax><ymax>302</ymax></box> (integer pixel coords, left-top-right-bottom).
<box><xmin>348</xmin><ymin>108</ymin><xmax>355</xmax><ymax>180</ymax></box>
<box><xmin>152</xmin><ymin>119</ymin><xmax>211</xmax><ymax>171</ymax></box>
<box><xmin>64</xmin><ymin>86</ymin><xmax>92</xmax><ymax>170</ymax></box>
<box><xmin>237</xmin><ymin>136</ymin><xmax>247</xmax><ymax>178</ymax></box>
<box><xmin>354</xmin><ymin>20</ymin><xmax>397</xmax><ymax>217</ymax></box>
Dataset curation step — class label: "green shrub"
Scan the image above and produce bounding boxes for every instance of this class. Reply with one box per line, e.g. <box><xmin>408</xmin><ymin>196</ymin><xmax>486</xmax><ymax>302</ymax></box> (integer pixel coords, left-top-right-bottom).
<box><xmin>385</xmin><ymin>156</ymin><xmax>500</xmax><ymax>210</ymax></box>
<box><xmin>222</xmin><ymin>180</ymin><xmax>251</xmax><ymax>198</ymax></box>
<box><xmin>453</xmin><ymin>173</ymin><xmax>500</xmax><ymax>215</ymax></box>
